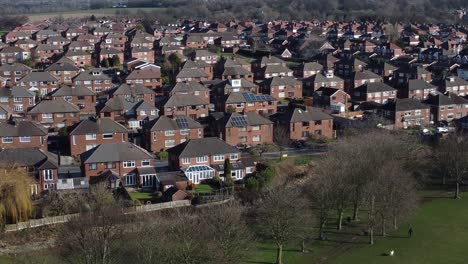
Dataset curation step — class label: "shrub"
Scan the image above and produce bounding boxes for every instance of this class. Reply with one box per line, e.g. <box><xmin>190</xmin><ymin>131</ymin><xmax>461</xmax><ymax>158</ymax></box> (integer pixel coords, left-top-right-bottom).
<box><xmin>157</xmin><ymin>151</ymin><xmax>168</xmax><ymax>160</ymax></box>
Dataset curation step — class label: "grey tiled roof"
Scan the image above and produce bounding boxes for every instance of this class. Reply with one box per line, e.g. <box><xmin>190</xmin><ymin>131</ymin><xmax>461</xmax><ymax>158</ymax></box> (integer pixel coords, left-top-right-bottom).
<box><xmin>148</xmin><ymin>115</ymin><xmax>202</xmax><ymax>131</ymax></box>
<box><xmin>51</xmin><ymin>85</ymin><xmax>95</xmax><ymax>97</ymax></box>
<box><xmin>356</xmin><ymin>82</ymin><xmax>396</xmax><ymax>93</ymax></box>
<box><xmin>82</xmin><ymin>142</ymin><xmax>153</xmax><ymax>163</ymax></box>
<box><xmin>0</xmin><ymin>121</ymin><xmax>47</xmax><ymax>137</ymax></box>
<box><xmin>278</xmin><ymin>107</ymin><xmax>333</xmax><ymax>123</ymax></box>
<box><xmin>70</xmin><ymin>118</ymin><xmax>128</xmax><ymax>135</ymax></box>
<box><xmin>73</xmin><ymin>70</ymin><xmax>112</xmax><ymax>81</ymax></box>
<box><xmin>165</xmin><ymin>94</ymin><xmax>208</xmax><ymax>107</ymax></box>
<box><xmin>112</xmin><ymin>84</ymin><xmax>155</xmax><ymax>96</ymax></box>
<box><xmin>0</xmin><ymin>86</ymin><xmax>35</xmax><ymax>97</ymax></box>
<box><xmin>126</xmin><ymin>68</ymin><xmax>161</xmax><ymax>79</ymax></box>
<box><xmin>263</xmin><ymin>76</ymin><xmax>300</xmax><ymax>87</ymax></box>
<box><xmin>408</xmin><ymin>79</ymin><xmax>437</xmax><ymax>91</ymax></box>
<box><xmin>20</xmin><ymin>72</ymin><xmax>58</xmax><ymax>82</ymax></box>
<box><xmin>221</xmin><ymin>112</ymin><xmax>272</xmax><ymax>128</ymax></box>
<box><xmin>382</xmin><ymin>98</ymin><xmax>430</xmax><ymax>112</ymax></box>
<box><xmin>167</xmin><ymin>137</ymin><xmax>238</xmax><ymax>158</ymax></box>
<box><xmin>45</xmin><ymin>62</ymin><xmax>80</xmax><ymax>72</ymax></box>
<box><xmin>28</xmin><ymin>99</ymin><xmax>80</xmax><ymax>114</ymax></box>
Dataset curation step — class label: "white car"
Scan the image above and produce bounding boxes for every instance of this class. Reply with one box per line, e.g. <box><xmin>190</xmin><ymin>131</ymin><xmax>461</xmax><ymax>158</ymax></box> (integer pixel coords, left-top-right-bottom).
<box><xmin>437</xmin><ymin>127</ymin><xmax>449</xmax><ymax>133</ymax></box>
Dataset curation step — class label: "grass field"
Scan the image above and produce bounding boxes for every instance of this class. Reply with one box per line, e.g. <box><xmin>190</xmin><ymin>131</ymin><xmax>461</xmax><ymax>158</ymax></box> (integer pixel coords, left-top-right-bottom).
<box><xmin>246</xmin><ymin>190</ymin><xmax>468</xmax><ymax>264</ymax></box>
<box><xmin>26</xmin><ymin>8</ymin><xmax>163</xmax><ymax>22</ymax></box>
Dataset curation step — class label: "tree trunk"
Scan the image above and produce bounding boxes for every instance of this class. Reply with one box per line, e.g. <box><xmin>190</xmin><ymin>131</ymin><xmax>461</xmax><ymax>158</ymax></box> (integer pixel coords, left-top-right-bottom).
<box><xmin>393</xmin><ymin>215</ymin><xmax>398</xmax><ymax>230</ymax></box>
<box><xmin>276</xmin><ymin>244</ymin><xmax>283</xmax><ymax>264</ymax></box>
<box><xmin>455</xmin><ymin>181</ymin><xmax>461</xmax><ymax>199</ymax></box>
<box><xmin>352</xmin><ymin>202</ymin><xmax>359</xmax><ymax>221</ymax></box>
<box><xmin>381</xmin><ymin>218</ymin><xmax>386</xmax><ymax>237</ymax></box>
<box><xmin>369</xmin><ymin>196</ymin><xmax>375</xmax><ymax>245</ymax></box>
<box><xmin>442</xmin><ymin>176</ymin><xmax>446</xmax><ymax>185</ymax></box>
<box><xmin>337</xmin><ymin>210</ymin><xmax>343</xmax><ymax>230</ymax></box>
<box><xmin>301</xmin><ymin>239</ymin><xmax>306</xmax><ymax>253</ymax></box>
<box><xmin>319</xmin><ymin>220</ymin><xmax>326</xmax><ymax>240</ymax></box>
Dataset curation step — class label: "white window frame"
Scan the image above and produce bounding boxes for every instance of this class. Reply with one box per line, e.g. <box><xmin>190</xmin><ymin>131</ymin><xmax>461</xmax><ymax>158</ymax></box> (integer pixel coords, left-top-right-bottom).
<box><xmin>20</xmin><ymin>136</ymin><xmax>31</xmax><ymax>143</ymax></box>
<box><xmin>230</xmin><ymin>153</ymin><xmax>239</xmax><ymax>160</ymax></box>
<box><xmin>196</xmin><ymin>156</ymin><xmax>208</xmax><ymax>163</ymax></box>
<box><xmin>123</xmin><ymin>160</ymin><xmax>136</xmax><ymax>168</ymax></box>
<box><xmin>85</xmin><ymin>134</ymin><xmax>97</xmax><ymax>140</ymax></box>
<box><xmin>141</xmin><ymin>159</ymin><xmax>151</xmax><ymax>167</ymax></box>
<box><xmin>182</xmin><ymin>157</ymin><xmax>190</xmax><ymax>164</ymax></box>
<box><xmin>213</xmin><ymin>155</ymin><xmax>225</xmax><ymax>162</ymax></box>
<box><xmin>2</xmin><ymin>137</ymin><xmax>13</xmax><ymax>143</ymax></box>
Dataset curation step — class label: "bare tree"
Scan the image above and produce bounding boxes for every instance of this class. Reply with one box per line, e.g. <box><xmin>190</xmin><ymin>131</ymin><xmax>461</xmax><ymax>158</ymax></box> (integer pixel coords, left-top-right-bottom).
<box><xmin>202</xmin><ymin>202</ymin><xmax>253</xmax><ymax>264</ymax></box>
<box><xmin>273</xmin><ymin>125</ymin><xmax>290</xmax><ymax>160</ymax></box>
<box><xmin>305</xmin><ymin>167</ymin><xmax>334</xmax><ymax>240</ymax></box>
<box><xmin>434</xmin><ymin>135</ymin><xmax>468</xmax><ymax>199</ymax></box>
<box><xmin>254</xmin><ymin>186</ymin><xmax>310</xmax><ymax>264</ymax></box>
<box><xmin>57</xmin><ymin>205</ymin><xmax>127</xmax><ymax>264</ymax></box>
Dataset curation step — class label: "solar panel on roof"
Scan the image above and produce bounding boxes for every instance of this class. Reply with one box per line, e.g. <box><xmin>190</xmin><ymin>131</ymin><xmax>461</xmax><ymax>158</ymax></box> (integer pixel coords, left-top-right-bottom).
<box><xmin>176</xmin><ymin>118</ymin><xmax>189</xmax><ymax>129</ymax></box>
<box><xmin>231</xmin><ymin>116</ymin><xmax>248</xmax><ymax>127</ymax></box>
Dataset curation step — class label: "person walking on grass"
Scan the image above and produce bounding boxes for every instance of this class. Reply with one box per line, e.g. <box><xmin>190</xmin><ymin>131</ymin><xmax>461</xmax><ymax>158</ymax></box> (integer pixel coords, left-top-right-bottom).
<box><xmin>408</xmin><ymin>227</ymin><xmax>413</xmax><ymax>238</ymax></box>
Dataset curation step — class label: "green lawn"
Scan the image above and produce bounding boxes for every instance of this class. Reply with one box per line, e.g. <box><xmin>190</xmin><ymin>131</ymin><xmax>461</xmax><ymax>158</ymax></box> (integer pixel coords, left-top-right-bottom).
<box><xmin>194</xmin><ymin>184</ymin><xmax>214</xmax><ymax>194</ymax></box>
<box><xmin>129</xmin><ymin>191</ymin><xmax>159</xmax><ymax>201</ymax></box>
<box><xmin>246</xmin><ymin>190</ymin><xmax>468</xmax><ymax>264</ymax></box>
<box><xmin>332</xmin><ymin>192</ymin><xmax>468</xmax><ymax>264</ymax></box>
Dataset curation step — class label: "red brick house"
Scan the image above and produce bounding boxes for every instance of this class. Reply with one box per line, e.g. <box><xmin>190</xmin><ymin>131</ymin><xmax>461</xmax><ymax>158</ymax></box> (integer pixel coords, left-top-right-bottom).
<box><xmin>353</xmin><ymin>82</ymin><xmax>397</xmax><ymax>104</ymax></box>
<box><xmin>73</xmin><ymin>69</ymin><xmax>113</xmax><ymax>93</ymax></box>
<box><xmin>274</xmin><ymin>107</ymin><xmax>334</xmax><ymax>140</ymax></box>
<box><xmin>50</xmin><ymin>85</ymin><xmax>96</xmax><ymax>114</ymax></box>
<box><xmin>260</xmin><ymin>76</ymin><xmax>303</xmax><ymax>100</ymax></box>
<box><xmin>0</xmin><ymin>63</ymin><xmax>31</xmax><ymax>86</ymax></box>
<box><xmin>45</xmin><ymin>62</ymin><xmax>80</xmax><ymax>84</ymax></box>
<box><xmin>352</xmin><ymin>70</ymin><xmax>383</xmax><ymax>89</ymax></box>
<box><xmin>81</xmin><ymin>142</ymin><xmax>155</xmax><ymax>188</ymax></box>
<box><xmin>303</xmin><ymin>70</ymin><xmax>345</xmax><ymax>95</ymax></box>
<box><xmin>167</xmin><ymin>137</ymin><xmax>253</xmax><ymax>183</ymax></box>
<box><xmin>64</xmin><ymin>50</ymin><xmax>93</xmax><ymax>67</ymax></box>
<box><xmin>19</xmin><ymin>72</ymin><xmax>59</xmax><ymax>97</ymax></box>
<box><xmin>0</xmin><ymin>46</ymin><xmax>30</xmax><ymax>64</ymax></box>
<box><xmin>380</xmin><ymin>98</ymin><xmax>431</xmax><ymax>129</ymax></box>
<box><xmin>125</xmin><ymin>67</ymin><xmax>162</xmax><ymax>91</ymax></box>
<box><xmin>27</xmin><ymin>99</ymin><xmax>80</xmax><ymax>129</ymax></box>
<box><xmin>401</xmin><ymin>79</ymin><xmax>438</xmax><ymax>100</ymax></box>
<box><xmin>99</xmin><ymin>48</ymin><xmax>124</xmax><ymax>66</ymax></box>
<box><xmin>163</xmin><ymin>94</ymin><xmax>209</xmax><ymax>119</ymax></box>
<box><xmin>312</xmin><ymin>87</ymin><xmax>351</xmax><ymax>112</ymax></box>
<box><xmin>145</xmin><ymin>115</ymin><xmax>203</xmax><ymax>152</ymax></box>
<box><xmin>0</xmin><ymin>86</ymin><xmax>35</xmax><ymax>114</ymax></box>
<box><xmin>437</xmin><ymin>76</ymin><xmax>468</xmax><ymax>96</ymax></box>
<box><xmin>98</xmin><ymin>97</ymin><xmax>159</xmax><ymax>129</ymax></box>
<box><xmin>111</xmin><ymin>83</ymin><xmax>156</xmax><ymax>104</ymax></box>
<box><xmin>0</xmin><ymin>148</ymin><xmax>59</xmax><ymax>193</ymax></box>
<box><xmin>423</xmin><ymin>93</ymin><xmax>468</xmax><ymax>123</ymax></box>
<box><xmin>222</xmin><ymin>92</ymin><xmax>277</xmax><ymax>115</ymax></box>
<box><xmin>170</xmin><ymin>81</ymin><xmax>210</xmax><ymax>104</ymax></box>
<box><xmin>0</xmin><ymin>120</ymin><xmax>48</xmax><ymax>150</ymax></box>
<box><xmin>69</xmin><ymin>118</ymin><xmax>128</xmax><ymax>156</ymax></box>
<box><xmin>215</xmin><ymin>112</ymin><xmax>273</xmax><ymax>147</ymax></box>
<box><xmin>130</xmin><ymin>46</ymin><xmax>155</xmax><ymax>64</ymax></box>
<box><xmin>32</xmin><ymin>44</ymin><xmax>63</xmax><ymax>65</ymax></box>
